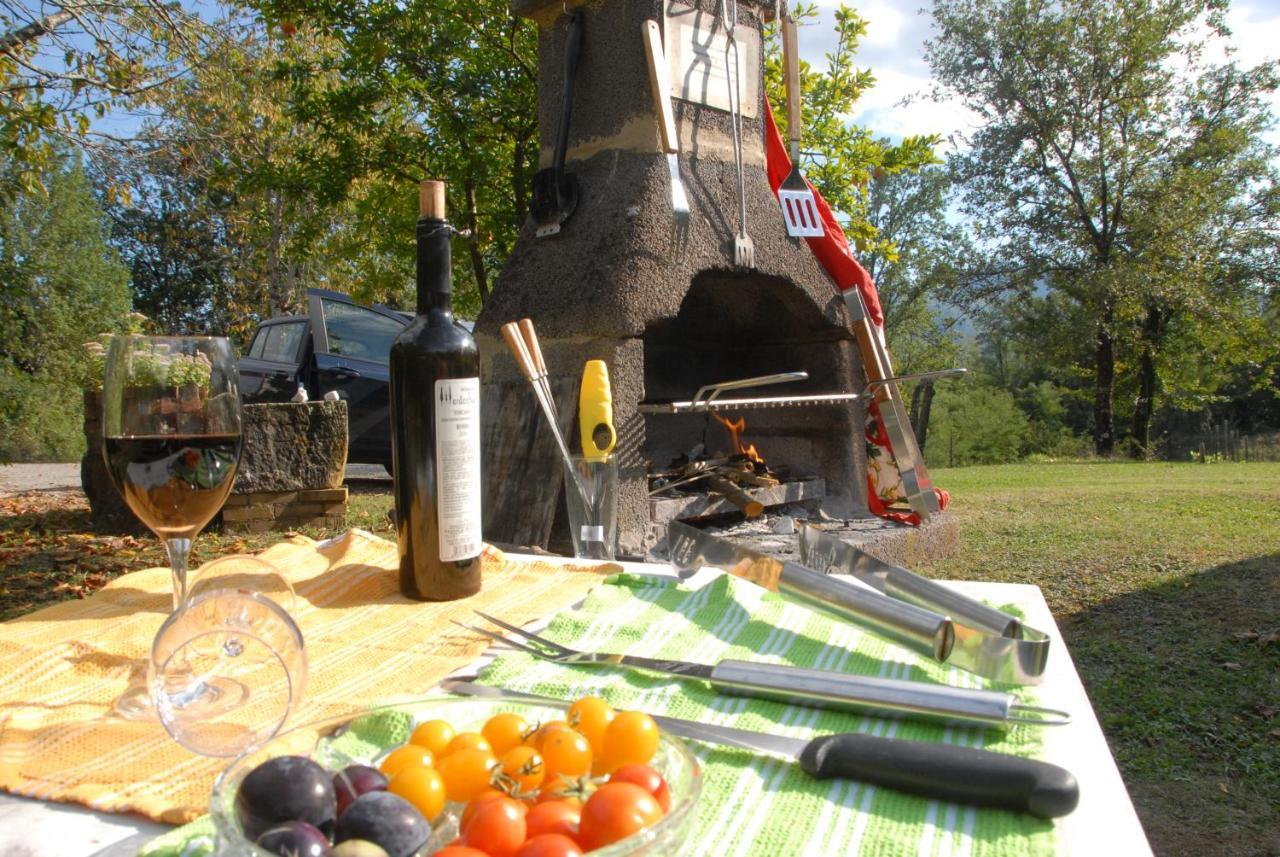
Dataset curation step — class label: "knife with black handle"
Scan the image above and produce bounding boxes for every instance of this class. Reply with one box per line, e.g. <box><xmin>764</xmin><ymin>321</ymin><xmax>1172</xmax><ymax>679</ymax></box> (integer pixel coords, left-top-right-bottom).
<box><xmin>442</xmin><ymin>680</ymin><xmax>1080</xmax><ymax>819</ymax></box>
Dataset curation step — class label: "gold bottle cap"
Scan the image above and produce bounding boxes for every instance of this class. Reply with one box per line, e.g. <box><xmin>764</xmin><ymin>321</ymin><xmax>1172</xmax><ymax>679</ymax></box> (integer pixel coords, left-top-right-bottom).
<box><xmin>419</xmin><ymin>180</ymin><xmax>446</xmax><ymax>219</ymax></box>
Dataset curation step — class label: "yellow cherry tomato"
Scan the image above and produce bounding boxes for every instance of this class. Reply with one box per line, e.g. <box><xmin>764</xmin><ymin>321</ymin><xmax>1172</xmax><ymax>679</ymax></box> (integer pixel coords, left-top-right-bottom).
<box><xmin>438</xmin><ymin>747</ymin><xmax>498</xmax><ymax>803</ymax></box>
<box><xmin>541</xmin><ymin>728</ymin><xmax>593</xmax><ymax>782</ymax></box>
<box><xmin>410</xmin><ymin>719</ymin><xmax>456</xmax><ymax>758</ymax></box>
<box><xmin>482</xmin><ymin>712</ymin><xmax>532</xmax><ymax>756</ymax></box>
<box><xmin>446</xmin><ymin>731</ymin><xmax>494</xmax><ymax>757</ymax></box>
<box><xmin>601</xmin><ymin>711</ymin><xmax>659</xmax><ymax>774</ymax></box>
<box><xmin>379</xmin><ymin>743</ymin><xmax>434</xmax><ymax>777</ymax></box>
<box><xmin>499</xmin><ymin>744</ymin><xmax>545</xmax><ymax>793</ymax></box>
<box><xmin>388</xmin><ymin>764</ymin><xmax>446</xmax><ymax>821</ymax></box>
<box><xmin>568</xmin><ymin>696</ymin><xmax>614</xmax><ymax>755</ymax></box>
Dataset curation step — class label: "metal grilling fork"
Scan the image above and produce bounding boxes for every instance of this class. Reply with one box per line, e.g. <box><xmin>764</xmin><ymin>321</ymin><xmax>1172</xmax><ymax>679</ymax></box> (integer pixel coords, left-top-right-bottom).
<box><xmin>456</xmin><ymin>612</ymin><xmax>1071</xmax><ymax>729</ymax></box>
<box><xmin>723</xmin><ymin>0</ymin><xmax>754</xmax><ymax>268</ymax></box>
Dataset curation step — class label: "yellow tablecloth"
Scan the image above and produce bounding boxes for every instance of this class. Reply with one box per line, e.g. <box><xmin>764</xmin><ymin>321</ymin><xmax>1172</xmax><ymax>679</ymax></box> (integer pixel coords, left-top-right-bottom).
<box><xmin>0</xmin><ymin>529</ymin><xmax>615</xmax><ymax>823</ymax></box>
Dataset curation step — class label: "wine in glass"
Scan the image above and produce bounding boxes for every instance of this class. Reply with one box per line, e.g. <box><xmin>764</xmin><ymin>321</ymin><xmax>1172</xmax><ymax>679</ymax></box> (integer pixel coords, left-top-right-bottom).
<box><xmin>101</xmin><ymin>335</ymin><xmax>243</xmax><ymax>717</ymax></box>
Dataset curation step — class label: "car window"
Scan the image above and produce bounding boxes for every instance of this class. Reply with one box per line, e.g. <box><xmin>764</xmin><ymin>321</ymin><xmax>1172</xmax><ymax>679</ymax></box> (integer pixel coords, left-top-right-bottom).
<box><xmin>321</xmin><ymin>299</ymin><xmax>403</xmax><ymax>364</ymax></box>
<box><xmin>248</xmin><ymin>328</ymin><xmax>267</xmax><ymax>359</ymax></box>
<box><xmin>262</xmin><ymin>321</ymin><xmax>306</xmax><ymax>363</ymax></box>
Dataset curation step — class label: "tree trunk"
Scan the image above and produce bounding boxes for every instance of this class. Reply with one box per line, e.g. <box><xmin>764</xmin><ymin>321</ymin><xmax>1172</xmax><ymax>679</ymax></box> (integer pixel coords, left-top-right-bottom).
<box><xmin>1093</xmin><ymin>304</ymin><xmax>1116</xmax><ymax>456</ymax></box>
<box><xmin>909</xmin><ymin>382</ymin><xmax>936</xmax><ymax>453</ymax></box>
<box><xmin>463</xmin><ymin>176</ymin><xmax>489</xmax><ymax>304</ymax></box>
<box><xmin>1129</xmin><ymin>303</ymin><xmax>1164</xmax><ymax>459</ymax></box>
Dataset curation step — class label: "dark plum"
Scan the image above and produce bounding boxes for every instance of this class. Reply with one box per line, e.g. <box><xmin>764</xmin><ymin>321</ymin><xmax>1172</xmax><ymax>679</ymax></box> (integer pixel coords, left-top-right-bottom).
<box><xmin>236</xmin><ymin>755</ymin><xmax>338</xmax><ymax>840</ymax></box>
<box><xmin>334</xmin><ymin>764</ymin><xmax>389</xmax><ymax>816</ymax></box>
<box><xmin>256</xmin><ymin>820</ymin><xmax>333</xmax><ymax>857</ymax></box>
<box><xmin>331</xmin><ymin>841</ymin><xmax>392</xmax><ymax>857</ymax></box>
<box><xmin>333</xmin><ymin>791</ymin><xmax>430</xmax><ymax>857</ymax></box>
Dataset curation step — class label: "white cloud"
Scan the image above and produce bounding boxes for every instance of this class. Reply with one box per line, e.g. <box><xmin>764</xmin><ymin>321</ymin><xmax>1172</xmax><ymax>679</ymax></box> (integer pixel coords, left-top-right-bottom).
<box><xmin>799</xmin><ymin>0</ymin><xmax>1280</xmax><ymax>149</ymax></box>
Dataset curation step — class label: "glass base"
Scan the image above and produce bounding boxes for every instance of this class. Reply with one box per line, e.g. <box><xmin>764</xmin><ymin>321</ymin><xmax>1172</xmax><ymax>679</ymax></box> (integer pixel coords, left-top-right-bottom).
<box><xmin>115</xmin><ymin>676</ymin><xmax>249</xmax><ymax>722</ymax></box>
<box><xmin>112</xmin><ymin>684</ymin><xmax>155</xmax><ymax>720</ymax></box>
<box><xmin>161</xmin><ymin>676</ymin><xmax>249</xmax><ymax>718</ymax></box>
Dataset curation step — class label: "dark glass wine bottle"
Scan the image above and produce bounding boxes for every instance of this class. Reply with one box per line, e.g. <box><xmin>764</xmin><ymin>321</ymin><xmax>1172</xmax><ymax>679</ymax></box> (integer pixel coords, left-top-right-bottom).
<box><xmin>389</xmin><ymin>180</ymin><xmax>483</xmax><ymax>600</ymax></box>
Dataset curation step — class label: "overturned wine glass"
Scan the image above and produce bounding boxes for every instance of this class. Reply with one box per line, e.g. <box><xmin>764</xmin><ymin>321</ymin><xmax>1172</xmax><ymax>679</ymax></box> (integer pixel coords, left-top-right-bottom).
<box><xmin>148</xmin><ymin>556</ymin><xmax>307</xmax><ymax>757</ymax></box>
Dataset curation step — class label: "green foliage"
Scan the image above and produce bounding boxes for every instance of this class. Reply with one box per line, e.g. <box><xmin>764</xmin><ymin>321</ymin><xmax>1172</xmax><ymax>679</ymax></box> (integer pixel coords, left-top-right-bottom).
<box><xmin>242</xmin><ymin>0</ymin><xmax>540</xmax><ymax>312</ymax></box>
<box><xmin>925</xmin><ymin>380</ymin><xmax>1029</xmax><ymax>467</ymax></box>
<box><xmin>763</xmin><ymin>5</ymin><xmax>940</xmax><ymax>257</ymax></box>
<box><xmin>0</xmin><ymin>154</ymin><xmax>132</xmax><ymax>461</ymax></box>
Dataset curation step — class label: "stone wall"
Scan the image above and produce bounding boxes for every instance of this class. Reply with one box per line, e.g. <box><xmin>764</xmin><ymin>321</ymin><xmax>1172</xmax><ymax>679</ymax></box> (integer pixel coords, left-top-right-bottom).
<box><xmin>226</xmin><ymin>401</ymin><xmax>350</xmax><ymax>533</ymax></box>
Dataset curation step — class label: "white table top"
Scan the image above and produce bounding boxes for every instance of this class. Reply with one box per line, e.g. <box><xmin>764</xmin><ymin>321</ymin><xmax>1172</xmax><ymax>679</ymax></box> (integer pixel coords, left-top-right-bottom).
<box><xmin>0</xmin><ymin>556</ymin><xmax>1151</xmax><ymax>857</ymax></box>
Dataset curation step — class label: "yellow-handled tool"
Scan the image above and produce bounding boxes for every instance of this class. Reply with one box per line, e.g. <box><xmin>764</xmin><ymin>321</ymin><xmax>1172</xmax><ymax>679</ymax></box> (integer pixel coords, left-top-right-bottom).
<box><xmin>578</xmin><ymin>360</ymin><xmax>616</xmax><ymax>461</ymax></box>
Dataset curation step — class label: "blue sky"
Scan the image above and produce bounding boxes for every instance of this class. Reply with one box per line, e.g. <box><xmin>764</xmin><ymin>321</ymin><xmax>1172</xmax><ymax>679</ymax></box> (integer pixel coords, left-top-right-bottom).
<box><xmin>797</xmin><ymin>0</ymin><xmax>1280</xmax><ymax>149</ymax></box>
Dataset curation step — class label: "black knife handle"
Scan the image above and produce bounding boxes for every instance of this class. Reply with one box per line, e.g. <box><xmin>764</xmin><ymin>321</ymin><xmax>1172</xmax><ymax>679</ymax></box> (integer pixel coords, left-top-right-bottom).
<box><xmin>798</xmin><ymin>732</ymin><xmax>1079</xmax><ymax>819</ymax></box>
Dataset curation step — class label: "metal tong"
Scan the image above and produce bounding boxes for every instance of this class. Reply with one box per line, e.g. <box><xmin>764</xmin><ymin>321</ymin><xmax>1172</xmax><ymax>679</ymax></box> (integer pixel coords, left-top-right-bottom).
<box><xmin>637</xmin><ymin>368</ymin><xmax>968</xmax><ymax>414</ymax></box>
<box><xmin>669</xmin><ymin>520</ymin><xmax>1054</xmax><ymax>685</ymax></box>
<box><xmin>458</xmin><ymin>611</ymin><xmax>1069</xmax><ymax>730</ymax></box>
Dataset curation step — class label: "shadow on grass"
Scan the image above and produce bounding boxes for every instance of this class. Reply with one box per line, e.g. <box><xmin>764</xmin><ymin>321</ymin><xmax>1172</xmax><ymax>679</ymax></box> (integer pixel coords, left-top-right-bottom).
<box><xmin>1060</xmin><ymin>553</ymin><xmax>1280</xmax><ymax>857</ymax></box>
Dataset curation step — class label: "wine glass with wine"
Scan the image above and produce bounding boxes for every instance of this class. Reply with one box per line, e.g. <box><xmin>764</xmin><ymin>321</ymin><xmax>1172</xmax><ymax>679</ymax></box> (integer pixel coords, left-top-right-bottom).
<box><xmin>102</xmin><ymin>336</ymin><xmax>243</xmax><ymax>716</ymax></box>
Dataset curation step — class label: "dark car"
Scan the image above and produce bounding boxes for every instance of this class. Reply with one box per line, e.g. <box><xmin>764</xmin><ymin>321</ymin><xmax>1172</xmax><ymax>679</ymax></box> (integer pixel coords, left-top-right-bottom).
<box><xmin>239</xmin><ymin>289</ymin><xmax>410</xmax><ymax>466</ymax></box>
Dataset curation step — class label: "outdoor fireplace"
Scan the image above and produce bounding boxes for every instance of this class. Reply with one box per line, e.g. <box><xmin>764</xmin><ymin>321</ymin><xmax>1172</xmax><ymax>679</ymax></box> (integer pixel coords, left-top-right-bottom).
<box><xmin>474</xmin><ymin>0</ymin><xmax>867</xmax><ymax>556</ymax></box>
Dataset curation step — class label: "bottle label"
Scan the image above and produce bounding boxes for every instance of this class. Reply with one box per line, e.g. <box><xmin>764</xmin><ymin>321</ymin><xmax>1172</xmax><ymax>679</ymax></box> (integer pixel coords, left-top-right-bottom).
<box><xmin>434</xmin><ymin>377</ymin><xmax>483</xmax><ymax>562</ymax></box>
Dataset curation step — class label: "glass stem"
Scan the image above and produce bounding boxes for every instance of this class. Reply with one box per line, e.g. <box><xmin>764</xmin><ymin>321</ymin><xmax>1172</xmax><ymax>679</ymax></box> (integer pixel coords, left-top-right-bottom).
<box><xmin>165</xmin><ymin>537</ymin><xmax>192</xmax><ymax>612</ymax></box>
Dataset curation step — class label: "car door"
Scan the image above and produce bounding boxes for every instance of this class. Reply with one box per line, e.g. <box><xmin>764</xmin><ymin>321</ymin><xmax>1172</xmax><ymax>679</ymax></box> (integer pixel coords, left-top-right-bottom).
<box><xmin>309</xmin><ymin>293</ymin><xmax>406</xmax><ymax>463</ymax></box>
<box><xmin>239</xmin><ymin>319</ymin><xmax>309</xmax><ymax>402</ymax></box>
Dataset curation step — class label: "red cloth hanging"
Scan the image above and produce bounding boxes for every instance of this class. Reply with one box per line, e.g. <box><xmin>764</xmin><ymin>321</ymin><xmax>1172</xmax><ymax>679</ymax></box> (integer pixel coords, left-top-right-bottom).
<box><xmin>762</xmin><ymin>102</ymin><xmax>948</xmax><ymax>525</ymax></box>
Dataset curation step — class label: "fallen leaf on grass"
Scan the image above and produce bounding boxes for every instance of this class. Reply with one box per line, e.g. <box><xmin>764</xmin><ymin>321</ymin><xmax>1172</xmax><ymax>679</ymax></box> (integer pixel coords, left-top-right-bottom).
<box><xmin>1217</xmin><ymin>782</ymin><xmax>1230</xmax><ymax>794</ymax></box>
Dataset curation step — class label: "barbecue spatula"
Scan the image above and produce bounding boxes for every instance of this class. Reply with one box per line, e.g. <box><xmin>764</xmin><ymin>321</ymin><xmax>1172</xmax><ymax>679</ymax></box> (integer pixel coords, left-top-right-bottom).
<box><xmin>778</xmin><ymin>13</ymin><xmax>823</xmax><ymax>238</ymax></box>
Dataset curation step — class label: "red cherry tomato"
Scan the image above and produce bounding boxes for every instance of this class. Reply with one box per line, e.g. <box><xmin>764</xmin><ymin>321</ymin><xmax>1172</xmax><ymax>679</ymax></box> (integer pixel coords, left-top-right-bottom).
<box><xmin>578</xmin><ymin>782</ymin><xmax>664</xmax><ymax>851</ymax></box>
<box><xmin>461</xmin><ymin>788</ymin><xmax>527</xmax><ymax>831</ymax></box>
<box><xmin>514</xmin><ymin>833</ymin><xmax>585</xmax><ymax>857</ymax></box>
<box><xmin>434</xmin><ymin>848</ymin><xmax>489</xmax><ymax>857</ymax></box>
<box><xmin>608</xmin><ymin>763</ymin><xmax>671</xmax><ymax>813</ymax></box>
<box><xmin>461</xmin><ymin>795</ymin><xmax>527</xmax><ymax>857</ymax></box>
<box><xmin>524</xmin><ymin>798</ymin><xmax>581</xmax><ymax>840</ymax></box>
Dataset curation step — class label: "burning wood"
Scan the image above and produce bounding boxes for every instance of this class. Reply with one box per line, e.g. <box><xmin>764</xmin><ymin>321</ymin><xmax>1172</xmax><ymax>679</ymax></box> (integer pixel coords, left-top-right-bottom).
<box><xmin>647</xmin><ymin>412</ymin><xmax>783</xmax><ymax>519</ymax></box>
<box><xmin>711</xmin><ymin>412</ymin><xmax>764</xmax><ymax>464</ymax></box>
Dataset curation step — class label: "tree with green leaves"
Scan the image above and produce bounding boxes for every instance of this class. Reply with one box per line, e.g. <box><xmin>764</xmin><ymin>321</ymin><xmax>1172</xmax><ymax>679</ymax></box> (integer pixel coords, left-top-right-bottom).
<box><xmin>0</xmin><ymin>0</ymin><xmax>218</xmax><ymax>198</ymax></box>
<box><xmin>240</xmin><ymin>0</ymin><xmax>539</xmax><ymax>314</ymax></box>
<box><xmin>927</xmin><ymin>0</ymin><xmax>1279</xmax><ymax>456</ymax></box>
<box><xmin>0</xmin><ymin>151</ymin><xmax>131</xmax><ymax>460</ymax></box>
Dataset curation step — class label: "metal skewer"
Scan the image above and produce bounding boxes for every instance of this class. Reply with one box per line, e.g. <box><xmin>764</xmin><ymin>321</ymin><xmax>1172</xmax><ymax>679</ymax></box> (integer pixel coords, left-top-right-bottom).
<box><xmin>500</xmin><ymin>320</ymin><xmax>591</xmax><ymax>506</ymax></box>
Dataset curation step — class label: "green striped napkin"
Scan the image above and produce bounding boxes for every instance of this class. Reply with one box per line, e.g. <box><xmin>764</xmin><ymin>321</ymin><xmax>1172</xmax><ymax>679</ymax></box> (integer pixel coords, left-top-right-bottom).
<box><xmin>475</xmin><ymin>571</ymin><xmax>1057</xmax><ymax>857</ymax></box>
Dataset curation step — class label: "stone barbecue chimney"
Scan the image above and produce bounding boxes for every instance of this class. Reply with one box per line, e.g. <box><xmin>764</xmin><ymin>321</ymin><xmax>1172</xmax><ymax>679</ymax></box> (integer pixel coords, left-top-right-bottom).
<box><xmin>475</xmin><ymin>0</ymin><xmax>868</xmax><ymax>556</ymax></box>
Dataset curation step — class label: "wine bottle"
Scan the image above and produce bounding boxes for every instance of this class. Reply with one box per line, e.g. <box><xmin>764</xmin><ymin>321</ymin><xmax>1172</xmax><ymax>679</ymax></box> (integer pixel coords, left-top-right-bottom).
<box><xmin>389</xmin><ymin>180</ymin><xmax>483</xmax><ymax>600</ymax></box>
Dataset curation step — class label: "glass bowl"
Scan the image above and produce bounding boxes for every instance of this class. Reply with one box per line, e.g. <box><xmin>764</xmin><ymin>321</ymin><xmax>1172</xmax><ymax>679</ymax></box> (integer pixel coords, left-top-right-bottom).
<box><xmin>210</xmin><ymin>695</ymin><xmax>702</xmax><ymax>856</ymax></box>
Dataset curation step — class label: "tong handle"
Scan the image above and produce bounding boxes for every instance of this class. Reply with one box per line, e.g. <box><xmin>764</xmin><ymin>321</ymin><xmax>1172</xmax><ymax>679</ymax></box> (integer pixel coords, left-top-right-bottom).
<box><xmin>502</xmin><ymin>322</ymin><xmax>537</xmax><ymax>381</ymax></box>
<box><xmin>519</xmin><ymin>318</ymin><xmax>548</xmax><ymax>376</ymax></box>
<box><xmin>642</xmin><ymin>20</ymin><xmax>679</xmax><ymax>155</ymax></box>
<box><xmin>799</xmin><ymin>732</ymin><xmax>1079</xmax><ymax>819</ymax></box>
<box><xmin>692</xmin><ymin>371</ymin><xmax>808</xmax><ymax>408</ymax></box>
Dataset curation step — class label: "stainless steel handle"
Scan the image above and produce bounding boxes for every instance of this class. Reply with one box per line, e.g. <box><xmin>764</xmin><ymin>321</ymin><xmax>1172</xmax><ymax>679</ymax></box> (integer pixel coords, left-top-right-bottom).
<box><xmin>707</xmin><ymin>660</ymin><xmax>1069</xmax><ymax>728</ymax></box>
<box><xmin>691</xmin><ymin>371</ymin><xmax>808</xmax><ymax>409</ymax></box>
<box><xmin>777</xmin><ymin>562</ymin><xmax>954</xmax><ymax>662</ymax></box>
<box><xmin>710</xmin><ymin>660</ymin><xmax>1013</xmax><ymax>726</ymax></box>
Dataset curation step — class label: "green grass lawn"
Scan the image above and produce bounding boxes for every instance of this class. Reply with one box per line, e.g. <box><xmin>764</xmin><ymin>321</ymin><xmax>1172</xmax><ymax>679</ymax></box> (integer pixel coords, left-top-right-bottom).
<box><xmin>1</xmin><ymin>462</ymin><xmax>1277</xmax><ymax>855</ymax></box>
<box><xmin>916</xmin><ymin>462</ymin><xmax>1280</xmax><ymax>857</ymax></box>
